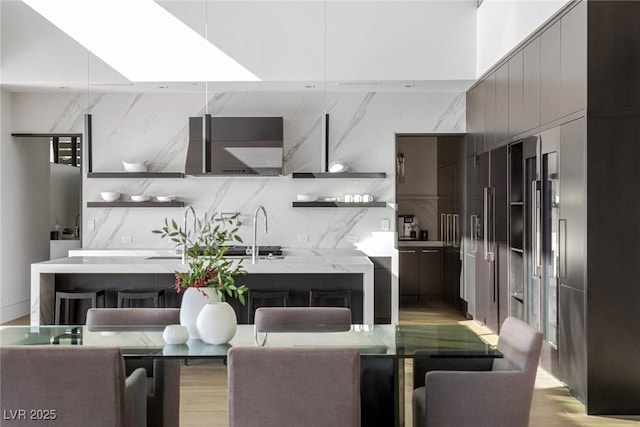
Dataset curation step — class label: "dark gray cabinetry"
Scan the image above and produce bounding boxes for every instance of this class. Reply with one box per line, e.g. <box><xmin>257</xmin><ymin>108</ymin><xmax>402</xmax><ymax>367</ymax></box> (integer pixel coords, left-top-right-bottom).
<box><xmin>483</xmin><ymin>72</ymin><xmax>497</xmax><ymax>150</ymax></box>
<box><xmin>523</xmin><ymin>37</ymin><xmax>541</xmax><ymax>133</ymax></box>
<box><xmin>541</xmin><ymin>20</ymin><xmax>562</xmax><ymax>124</ymax></box>
<box><xmin>560</xmin><ymin>0</ymin><xmax>586</xmax><ymax>117</ymax></box>
<box><xmin>399</xmin><ymin>249</ymin><xmax>420</xmax><ymax>296</ymax></box>
<box><xmin>508</xmin><ymin>50</ymin><xmax>524</xmax><ymax>137</ymax></box>
<box><xmin>419</xmin><ymin>249</ymin><xmax>442</xmax><ymax>298</ymax></box>
<box><xmin>495</xmin><ymin>63</ymin><xmax>510</xmax><ymax>144</ymax></box>
<box><xmin>466</xmin><ymin>83</ymin><xmax>485</xmax><ymax>154</ymax></box>
<box><xmin>371</xmin><ymin>257</ymin><xmax>392</xmax><ymax>324</ymax></box>
<box><xmin>557</xmin><ymin>119</ymin><xmax>587</xmax><ymax>402</ymax></box>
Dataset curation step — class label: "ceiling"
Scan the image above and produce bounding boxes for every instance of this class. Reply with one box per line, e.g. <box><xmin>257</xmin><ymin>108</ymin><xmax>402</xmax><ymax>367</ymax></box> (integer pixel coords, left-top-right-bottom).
<box><xmin>0</xmin><ymin>0</ymin><xmax>478</xmax><ymax>93</ymax></box>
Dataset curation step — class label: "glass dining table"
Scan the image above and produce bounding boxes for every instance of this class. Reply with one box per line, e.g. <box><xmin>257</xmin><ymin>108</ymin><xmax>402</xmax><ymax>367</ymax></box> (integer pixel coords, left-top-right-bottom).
<box><xmin>0</xmin><ymin>323</ymin><xmax>501</xmax><ymax>427</ymax></box>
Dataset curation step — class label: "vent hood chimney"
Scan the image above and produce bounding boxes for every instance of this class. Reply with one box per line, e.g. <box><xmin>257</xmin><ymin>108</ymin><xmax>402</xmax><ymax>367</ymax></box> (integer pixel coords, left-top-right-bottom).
<box><xmin>185</xmin><ymin>116</ymin><xmax>284</xmax><ymax>176</ymax></box>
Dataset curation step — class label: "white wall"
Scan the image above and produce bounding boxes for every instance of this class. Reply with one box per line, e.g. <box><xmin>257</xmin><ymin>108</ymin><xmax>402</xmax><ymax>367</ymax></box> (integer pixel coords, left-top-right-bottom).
<box><xmin>476</xmin><ymin>0</ymin><xmax>570</xmax><ymax>76</ymax></box>
<box><xmin>0</xmin><ymin>90</ymin><xmax>51</xmax><ymax>323</ymax></box>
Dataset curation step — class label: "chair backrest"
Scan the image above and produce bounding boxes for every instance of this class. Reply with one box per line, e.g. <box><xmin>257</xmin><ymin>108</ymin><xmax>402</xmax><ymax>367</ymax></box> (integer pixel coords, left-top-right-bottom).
<box><xmin>85</xmin><ymin>307</ymin><xmax>181</xmax><ymax>427</ymax></box>
<box><xmin>0</xmin><ymin>346</ymin><xmax>126</xmax><ymax>427</ymax></box>
<box><xmin>493</xmin><ymin>316</ymin><xmax>543</xmax><ymax>375</ymax></box>
<box><xmin>86</xmin><ymin>308</ymin><xmax>180</xmax><ymax>327</ymax></box>
<box><xmin>254</xmin><ymin>307</ymin><xmax>351</xmax><ymax>332</ymax></box>
<box><xmin>228</xmin><ymin>346</ymin><xmax>360</xmax><ymax>427</ymax></box>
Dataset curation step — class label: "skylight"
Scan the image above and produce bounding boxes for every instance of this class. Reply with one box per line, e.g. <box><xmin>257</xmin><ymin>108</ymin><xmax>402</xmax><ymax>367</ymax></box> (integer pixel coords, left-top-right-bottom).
<box><xmin>22</xmin><ymin>0</ymin><xmax>260</xmax><ymax>82</ymax></box>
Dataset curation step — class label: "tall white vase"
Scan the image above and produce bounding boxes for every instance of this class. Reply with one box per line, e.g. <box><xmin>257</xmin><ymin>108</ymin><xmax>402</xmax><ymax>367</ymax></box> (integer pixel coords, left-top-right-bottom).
<box><xmin>180</xmin><ymin>287</ymin><xmax>219</xmax><ymax>339</ymax></box>
<box><xmin>196</xmin><ymin>302</ymin><xmax>238</xmax><ymax>344</ymax></box>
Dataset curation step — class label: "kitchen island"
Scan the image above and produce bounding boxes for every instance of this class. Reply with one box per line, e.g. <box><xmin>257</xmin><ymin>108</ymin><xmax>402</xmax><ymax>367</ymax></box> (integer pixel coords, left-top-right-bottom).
<box><xmin>31</xmin><ymin>249</ymin><xmax>376</xmax><ymax>326</ymax></box>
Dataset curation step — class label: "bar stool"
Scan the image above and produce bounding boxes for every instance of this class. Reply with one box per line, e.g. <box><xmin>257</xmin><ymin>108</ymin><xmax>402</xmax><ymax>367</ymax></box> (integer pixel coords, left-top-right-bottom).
<box><xmin>55</xmin><ymin>289</ymin><xmax>106</xmax><ymax>325</ymax></box>
<box><xmin>247</xmin><ymin>290</ymin><xmax>289</xmax><ymax>323</ymax></box>
<box><xmin>309</xmin><ymin>289</ymin><xmax>351</xmax><ymax>309</ymax></box>
<box><xmin>117</xmin><ymin>289</ymin><xmax>165</xmax><ymax>308</ymax></box>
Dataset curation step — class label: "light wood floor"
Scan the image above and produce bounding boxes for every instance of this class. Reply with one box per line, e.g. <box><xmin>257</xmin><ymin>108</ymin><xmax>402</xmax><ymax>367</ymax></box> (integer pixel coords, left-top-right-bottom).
<box><xmin>179</xmin><ymin>301</ymin><xmax>640</xmax><ymax>426</ymax></box>
<box><xmin>6</xmin><ymin>305</ymin><xmax>640</xmax><ymax>426</ymax></box>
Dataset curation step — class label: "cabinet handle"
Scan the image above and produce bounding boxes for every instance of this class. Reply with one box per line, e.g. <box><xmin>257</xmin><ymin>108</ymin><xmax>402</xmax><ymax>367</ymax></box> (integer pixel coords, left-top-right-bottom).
<box><xmin>483</xmin><ymin>188</ymin><xmax>490</xmax><ymax>261</ymax></box>
<box><xmin>446</xmin><ymin>214</ymin><xmax>452</xmax><ymax>246</ymax></box>
<box><xmin>421</xmin><ymin>250</ymin><xmax>438</xmax><ymax>253</ymax></box>
<box><xmin>399</xmin><ymin>250</ymin><xmax>417</xmax><ymax>253</ymax></box>
<box><xmin>470</xmin><ymin>214</ymin><xmax>478</xmax><ymax>253</ymax></box>
<box><xmin>558</xmin><ymin>218</ymin><xmax>567</xmax><ymax>279</ymax></box>
<box><xmin>532</xmin><ymin>180</ymin><xmax>542</xmax><ymax>277</ymax></box>
<box><xmin>440</xmin><ymin>214</ymin><xmax>446</xmax><ymax>242</ymax></box>
<box><xmin>453</xmin><ymin>214</ymin><xmax>459</xmax><ymax>248</ymax></box>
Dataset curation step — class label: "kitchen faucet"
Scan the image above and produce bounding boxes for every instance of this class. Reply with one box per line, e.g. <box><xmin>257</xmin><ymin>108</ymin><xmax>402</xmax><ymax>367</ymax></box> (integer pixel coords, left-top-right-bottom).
<box><xmin>182</xmin><ymin>205</ymin><xmax>197</xmax><ymax>265</ymax></box>
<box><xmin>252</xmin><ymin>206</ymin><xmax>268</xmax><ymax>264</ymax></box>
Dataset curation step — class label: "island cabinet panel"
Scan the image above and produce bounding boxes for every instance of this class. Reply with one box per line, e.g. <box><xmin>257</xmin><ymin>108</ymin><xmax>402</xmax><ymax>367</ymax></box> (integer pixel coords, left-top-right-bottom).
<box><xmin>560</xmin><ymin>0</ymin><xmax>587</xmax><ymax>117</ymax></box>
<box><xmin>370</xmin><ymin>257</ymin><xmax>391</xmax><ymax>324</ymax></box>
<box><xmin>52</xmin><ymin>272</ymin><xmax>365</xmax><ymax>324</ymax></box>
<box><xmin>541</xmin><ymin>20</ymin><xmax>562</xmax><ymax>125</ymax></box>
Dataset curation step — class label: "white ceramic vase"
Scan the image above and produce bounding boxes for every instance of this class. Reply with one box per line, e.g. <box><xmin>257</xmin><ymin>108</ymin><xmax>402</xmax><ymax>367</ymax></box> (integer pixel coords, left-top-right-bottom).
<box><xmin>180</xmin><ymin>287</ymin><xmax>219</xmax><ymax>339</ymax></box>
<box><xmin>196</xmin><ymin>302</ymin><xmax>238</xmax><ymax>345</ymax></box>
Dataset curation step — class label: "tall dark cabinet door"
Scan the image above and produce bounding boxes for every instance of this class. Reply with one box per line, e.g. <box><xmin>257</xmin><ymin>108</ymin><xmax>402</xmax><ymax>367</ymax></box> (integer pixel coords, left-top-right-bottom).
<box><xmin>474</xmin><ymin>152</ymin><xmax>491</xmax><ymax>327</ymax></box>
<box><xmin>490</xmin><ymin>146</ymin><xmax>509</xmax><ymax>331</ymax></box>
<box><xmin>558</xmin><ymin>117</ymin><xmax>586</xmax><ymax>401</ymax></box>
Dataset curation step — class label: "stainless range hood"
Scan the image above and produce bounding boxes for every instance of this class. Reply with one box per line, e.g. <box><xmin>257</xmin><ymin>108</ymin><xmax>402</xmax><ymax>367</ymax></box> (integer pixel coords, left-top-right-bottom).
<box><xmin>185</xmin><ymin>116</ymin><xmax>284</xmax><ymax>176</ymax></box>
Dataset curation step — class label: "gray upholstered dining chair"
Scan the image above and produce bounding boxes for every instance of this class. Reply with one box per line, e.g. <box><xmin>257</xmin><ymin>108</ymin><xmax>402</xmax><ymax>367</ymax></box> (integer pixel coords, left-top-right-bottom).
<box><xmin>228</xmin><ymin>346</ymin><xmax>360</xmax><ymax>427</ymax></box>
<box><xmin>412</xmin><ymin>316</ymin><xmax>543</xmax><ymax>427</ymax></box>
<box><xmin>253</xmin><ymin>306</ymin><xmax>351</xmax><ymax>345</ymax></box>
<box><xmin>0</xmin><ymin>346</ymin><xmax>147</xmax><ymax>427</ymax></box>
<box><xmin>86</xmin><ymin>308</ymin><xmax>181</xmax><ymax>427</ymax></box>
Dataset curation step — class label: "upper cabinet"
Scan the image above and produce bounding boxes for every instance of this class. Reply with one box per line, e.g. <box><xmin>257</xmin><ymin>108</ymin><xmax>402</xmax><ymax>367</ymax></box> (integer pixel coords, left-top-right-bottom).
<box><xmin>508</xmin><ymin>50</ymin><xmax>524</xmax><ymax>137</ymax></box>
<box><xmin>541</xmin><ymin>20</ymin><xmax>562</xmax><ymax>124</ymax></box>
<box><xmin>560</xmin><ymin>0</ymin><xmax>587</xmax><ymax>117</ymax></box>
<box><xmin>522</xmin><ymin>37</ymin><xmax>541</xmax><ymax>133</ymax></box>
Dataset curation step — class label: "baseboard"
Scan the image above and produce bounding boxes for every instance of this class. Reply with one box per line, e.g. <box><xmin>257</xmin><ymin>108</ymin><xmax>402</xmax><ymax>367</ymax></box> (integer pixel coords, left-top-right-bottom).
<box><xmin>0</xmin><ymin>300</ymin><xmax>30</xmax><ymax>324</ymax></box>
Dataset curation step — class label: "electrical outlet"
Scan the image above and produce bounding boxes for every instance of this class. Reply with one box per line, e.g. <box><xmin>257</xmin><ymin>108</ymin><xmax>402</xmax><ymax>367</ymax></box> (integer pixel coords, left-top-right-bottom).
<box><xmin>297</xmin><ymin>235</ymin><xmax>309</xmax><ymax>243</ymax></box>
<box><xmin>121</xmin><ymin>236</ymin><xmax>133</xmax><ymax>244</ymax></box>
<box><xmin>87</xmin><ymin>220</ymin><xmax>95</xmax><ymax>230</ymax></box>
<box><xmin>381</xmin><ymin>219</ymin><xmax>390</xmax><ymax>231</ymax></box>
<box><xmin>346</xmin><ymin>235</ymin><xmax>358</xmax><ymax>243</ymax></box>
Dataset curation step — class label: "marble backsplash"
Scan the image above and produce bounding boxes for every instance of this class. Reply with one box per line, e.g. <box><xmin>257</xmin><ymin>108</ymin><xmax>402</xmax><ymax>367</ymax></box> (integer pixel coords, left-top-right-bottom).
<box><xmin>397</xmin><ymin>198</ymin><xmax>439</xmax><ymax>241</ymax></box>
<box><xmin>12</xmin><ymin>90</ymin><xmax>464</xmax><ymax>252</ymax></box>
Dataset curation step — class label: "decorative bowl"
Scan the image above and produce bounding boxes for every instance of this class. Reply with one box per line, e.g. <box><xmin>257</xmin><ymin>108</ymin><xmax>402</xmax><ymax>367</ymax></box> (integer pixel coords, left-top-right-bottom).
<box><xmin>156</xmin><ymin>195</ymin><xmax>176</xmax><ymax>202</ymax></box>
<box><xmin>296</xmin><ymin>194</ymin><xmax>316</xmax><ymax>202</ymax></box>
<box><xmin>100</xmin><ymin>191</ymin><xmax>121</xmax><ymax>202</ymax></box>
<box><xmin>131</xmin><ymin>195</ymin><xmax>150</xmax><ymax>202</ymax></box>
<box><xmin>162</xmin><ymin>324</ymin><xmax>189</xmax><ymax>345</ymax></box>
<box><xmin>122</xmin><ymin>160</ymin><xmax>149</xmax><ymax>172</ymax></box>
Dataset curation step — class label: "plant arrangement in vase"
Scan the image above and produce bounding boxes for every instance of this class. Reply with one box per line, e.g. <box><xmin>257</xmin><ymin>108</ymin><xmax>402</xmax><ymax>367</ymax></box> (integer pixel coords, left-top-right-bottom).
<box><xmin>153</xmin><ymin>211</ymin><xmax>248</xmax><ymax>304</ymax></box>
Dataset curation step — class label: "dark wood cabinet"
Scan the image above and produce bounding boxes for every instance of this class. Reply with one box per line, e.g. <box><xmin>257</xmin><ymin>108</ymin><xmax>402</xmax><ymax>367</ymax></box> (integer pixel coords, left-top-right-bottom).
<box><xmin>495</xmin><ymin>63</ymin><xmax>510</xmax><ymax>144</ymax></box>
<box><xmin>483</xmin><ymin>72</ymin><xmax>497</xmax><ymax>150</ymax></box>
<box><xmin>560</xmin><ymin>0</ymin><xmax>586</xmax><ymax>116</ymax></box>
<box><xmin>541</xmin><ymin>20</ymin><xmax>562</xmax><ymax>124</ymax></box>
<box><xmin>466</xmin><ymin>82</ymin><xmax>485</xmax><ymax>155</ymax></box>
<box><xmin>523</xmin><ymin>37</ymin><xmax>541</xmax><ymax>133</ymax></box>
<box><xmin>419</xmin><ymin>249</ymin><xmax>442</xmax><ymax>298</ymax></box>
<box><xmin>508</xmin><ymin>50</ymin><xmax>524</xmax><ymax>137</ymax></box>
<box><xmin>399</xmin><ymin>249</ymin><xmax>420</xmax><ymax>296</ymax></box>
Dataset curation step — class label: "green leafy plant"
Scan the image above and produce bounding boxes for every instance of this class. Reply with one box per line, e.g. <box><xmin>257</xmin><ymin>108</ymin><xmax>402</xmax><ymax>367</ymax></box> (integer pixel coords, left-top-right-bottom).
<box><xmin>153</xmin><ymin>212</ymin><xmax>248</xmax><ymax>304</ymax></box>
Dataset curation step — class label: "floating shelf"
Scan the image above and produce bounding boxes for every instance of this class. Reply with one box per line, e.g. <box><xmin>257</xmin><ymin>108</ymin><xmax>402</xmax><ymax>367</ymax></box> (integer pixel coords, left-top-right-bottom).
<box><xmin>292</xmin><ymin>172</ymin><xmax>387</xmax><ymax>179</ymax></box>
<box><xmin>87</xmin><ymin>172</ymin><xmax>184</xmax><ymax>179</ymax></box>
<box><xmin>292</xmin><ymin>201</ymin><xmax>387</xmax><ymax>208</ymax></box>
<box><xmin>88</xmin><ymin>201</ymin><xmax>185</xmax><ymax>208</ymax></box>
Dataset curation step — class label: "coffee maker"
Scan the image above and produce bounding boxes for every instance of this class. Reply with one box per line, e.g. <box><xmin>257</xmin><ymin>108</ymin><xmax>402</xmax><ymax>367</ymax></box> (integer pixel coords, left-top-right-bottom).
<box><xmin>398</xmin><ymin>214</ymin><xmax>417</xmax><ymax>239</ymax></box>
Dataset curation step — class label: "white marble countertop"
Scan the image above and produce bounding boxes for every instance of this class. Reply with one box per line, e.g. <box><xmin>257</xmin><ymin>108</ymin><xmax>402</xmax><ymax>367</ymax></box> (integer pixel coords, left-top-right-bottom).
<box><xmin>31</xmin><ymin>248</ymin><xmax>375</xmax><ymax>325</ymax></box>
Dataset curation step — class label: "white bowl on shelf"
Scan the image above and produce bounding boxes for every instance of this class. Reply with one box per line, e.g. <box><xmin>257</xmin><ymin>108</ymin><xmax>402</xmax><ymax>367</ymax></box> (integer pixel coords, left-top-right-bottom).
<box><xmin>131</xmin><ymin>195</ymin><xmax>150</xmax><ymax>202</ymax></box>
<box><xmin>296</xmin><ymin>194</ymin><xmax>316</xmax><ymax>202</ymax></box>
<box><xmin>100</xmin><ymin>192</ymin><xmax>121</xmax><ymax>202</ymax></box>
<box><xmin>156</xmin><ymin>195</ymin><xmax>176</xmax><ymax>202</ymax></box>
<box><xmin>122</xmin><ymin>160</ymin><xmax>149</xmax><ymax>172</ymax></box>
